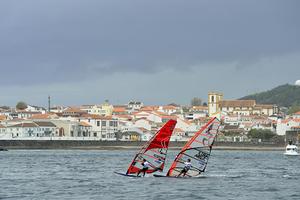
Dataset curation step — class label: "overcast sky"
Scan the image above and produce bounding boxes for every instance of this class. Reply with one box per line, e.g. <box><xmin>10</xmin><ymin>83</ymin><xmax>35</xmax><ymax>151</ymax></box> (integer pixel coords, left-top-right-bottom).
<box><xmin>0</xmin><ymin>0</ymin><xmax>299</xmax><ymax>107</ymax></box>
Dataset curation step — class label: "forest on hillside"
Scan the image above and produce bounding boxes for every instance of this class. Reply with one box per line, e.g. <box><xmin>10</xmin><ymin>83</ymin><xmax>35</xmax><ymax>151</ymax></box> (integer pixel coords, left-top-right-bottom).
<box><xmin>240</xmin><ymin>84</ymin><xmax>300</xmax><ymax>113</ymax></box>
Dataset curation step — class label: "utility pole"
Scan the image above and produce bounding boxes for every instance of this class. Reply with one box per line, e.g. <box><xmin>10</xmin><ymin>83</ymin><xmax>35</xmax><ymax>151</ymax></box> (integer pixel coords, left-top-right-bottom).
<box><xmin>48</xmin><ymin>95</ymin><xmax>51</xmax><ymax>113</ymax></box>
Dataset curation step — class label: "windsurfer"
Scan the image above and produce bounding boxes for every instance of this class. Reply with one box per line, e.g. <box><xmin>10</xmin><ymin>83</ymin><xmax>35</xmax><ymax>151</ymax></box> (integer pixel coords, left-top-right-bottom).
<box><xmin>177</xmin><ymin>158</ymin><xmax>192</xmax><ymax>177</ymax></box>
<box><xmin>137</xmin><ymin>159</ymin><xmax>150</xmax><ymax>177</ymax></box>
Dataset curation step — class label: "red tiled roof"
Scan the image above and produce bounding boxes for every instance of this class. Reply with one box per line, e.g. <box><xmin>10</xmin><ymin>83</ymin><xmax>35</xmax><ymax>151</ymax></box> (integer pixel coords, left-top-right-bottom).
<box><xmin>64</xmin><ymin>107</ymin><xmax>86</xmax><ymax>113</ymax></box>
<box><xmin>140</xmin><ymin>106</ymin><xmax>159</xmax><ymax>111</ymax></box>
<box><xmin>113</xmin><ymin>107</ymin><xmax>126</xmax><ymax>113</ymax></box>
<box><xmin>81</xmin><ymin>114</ymin><xmax>112</xmax><ymax>120</ymax></box>
<box><xmin>29</xmin><ymin>114</ymin><xmax>56</xmax><ymax>119</ymax></box>
<box><xmin>0</xmin><ymin>115</ymin><xmax>6</xmax><ymax>120</ymax></box>
<box><xmin>255</xmin><ymin>104</ymin><xmax>274</xmax><ymax>109</ymax></box>
<box><xmin>34</xmin><ymin>121</ymin><xmax>56</xmax><ymax>127</ymax></box>
<box><xmin>79</xmin><ymin>121</ymin><xmax>92</xmax><ymax>127</ymax></box>
<box><xmin>152</xmin><ymin>111</ymin><xmax>166</xmax><ymax>116</ymax></box>
<box><xmin>162</xmin><ymin>115</ymin><xmax>177</xmax><ymax>119</ymax></box>
<box><xmin>174</xmin><ymin>128</ymin><xmax>184</xmax><ymax>132</ymax></box>
<box><xmin>280</xmin><ymin>119</ymin><xmax>290</xmax><ymax>124</ymax></box>
<box><xmin>220</xmin><ymin>100</ymin><xmax>256</xmax><ymax>107</ymax></box>
<box><xmin>191</xmin><ymin>106</ymin><xmax>208</xmax><ymax>110</ymax></box>
<box><xmin>10</xmin><ymin>123</ymin><xmax>38</xmax><ymax>128</ymax></box>
<box><xmin>114</xmin><ymin>115</ymin><xmax>132</xmax><ymax>120</ymax></box>
<box><xmin>292</xmin><ymin>119</ymin><xmax>300</xmax><ymax>123</ymax></box>
<box><xmin>162</xmin><ymin>105</ymin><xmax>177</xmax><ymax>110</ymax></box>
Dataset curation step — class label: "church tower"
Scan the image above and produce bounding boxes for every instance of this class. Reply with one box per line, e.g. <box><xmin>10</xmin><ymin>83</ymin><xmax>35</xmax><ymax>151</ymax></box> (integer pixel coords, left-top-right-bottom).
<box><xmin>208</xmin><ymin>92</ymin><xmax>223</xmax><ymax>117</ymax></box>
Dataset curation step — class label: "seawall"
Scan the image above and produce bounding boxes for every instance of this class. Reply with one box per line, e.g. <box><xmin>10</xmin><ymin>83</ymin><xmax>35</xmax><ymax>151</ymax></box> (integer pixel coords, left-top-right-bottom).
<box><xmin>0</xmin><ymin>140</ymin><xmax>285</xmax><ymax>151</ymax></box>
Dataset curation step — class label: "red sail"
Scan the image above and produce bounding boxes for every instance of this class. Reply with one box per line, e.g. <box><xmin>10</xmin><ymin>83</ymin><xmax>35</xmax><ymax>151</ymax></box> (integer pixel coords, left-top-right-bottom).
<box><xmin>126</xmin><ymin>119</ymin><xmax>177</xmax><ymax>175</ymax></box>
<box><xmin>166</xmin><ymin>117</ymin><xmax>220</xmax><ymax>177</ymax></box>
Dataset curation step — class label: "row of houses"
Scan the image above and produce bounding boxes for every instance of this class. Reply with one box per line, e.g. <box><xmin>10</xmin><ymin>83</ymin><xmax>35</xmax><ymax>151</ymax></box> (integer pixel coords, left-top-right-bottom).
<box><xmin>0</xmin><ymin>114</ymin><xmax>118</xmax><ymax>140</ymax></box>
<box><xmin>1</xmin><ymin>95</ymin><xmax>297</xmax><ymax>142</ymax></box>
<box><xmin>0</xmin><ymin>104</ymin><xmax>208</xmax><ymax>141</ymax></box>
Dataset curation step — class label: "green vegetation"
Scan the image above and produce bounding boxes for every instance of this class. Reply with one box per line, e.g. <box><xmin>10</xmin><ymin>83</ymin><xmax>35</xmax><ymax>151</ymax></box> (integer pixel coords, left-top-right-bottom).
<box><xmin>0</xmin><ymin>106</ymin><xmax>10</xmax><ymax>110</ymax></box>
<box><xmin>223</xmin><ymin>131</ymin><xmax>241</xmax><ymax>136</ymax></box>
<box><xmin>240</xmin><ymin>84</ymin><xmax>300</xmax><ymax>108</ymax></box>
<box><xmin>191</xmin><ymin>97</ymin><xmax>202</xmax><ymax>106</ymax></box>
<box><xmin>16</xmin><ymin>101</ymin><xmax>28</xmax><ymax>110</ymax></box>
<box><xmin>247</xmin><ymin>129</ymin><xmax>276</xmax><ymax>141</ymax></box>
<box><xmin>288</xmin><ymin>104</ymin><xmax>300</xmax><ymax>115</ymax></box>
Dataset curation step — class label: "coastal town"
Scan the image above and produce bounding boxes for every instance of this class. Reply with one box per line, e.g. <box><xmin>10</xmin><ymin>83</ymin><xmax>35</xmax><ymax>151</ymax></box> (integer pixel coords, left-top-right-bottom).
<box><xmin>1</xmin><ymin>92</ymin><xmax>299</xmax><ymax>144</ymax></box>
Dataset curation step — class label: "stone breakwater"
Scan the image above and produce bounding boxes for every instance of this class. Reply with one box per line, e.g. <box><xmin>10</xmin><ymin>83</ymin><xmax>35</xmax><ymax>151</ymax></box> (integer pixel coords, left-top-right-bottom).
<box><xmin>0</xmin><ymin>140</ymin><xmax>285</xmax><ymax>150</ymax></box>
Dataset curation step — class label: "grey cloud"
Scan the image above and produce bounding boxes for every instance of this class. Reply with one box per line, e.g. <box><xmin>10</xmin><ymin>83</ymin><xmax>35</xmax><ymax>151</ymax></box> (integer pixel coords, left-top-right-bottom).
<box><xmin>0</xmin><ymin>0</ymin><xmax>299</xmax><ymax>87</ymax></box>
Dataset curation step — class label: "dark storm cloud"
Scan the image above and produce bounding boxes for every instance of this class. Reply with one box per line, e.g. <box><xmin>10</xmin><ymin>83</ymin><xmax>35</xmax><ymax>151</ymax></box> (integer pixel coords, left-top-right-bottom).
<box><xmin>0</xmin><ymin>0</ymin><xmax>299</xmax><ymax>85</ymax></box>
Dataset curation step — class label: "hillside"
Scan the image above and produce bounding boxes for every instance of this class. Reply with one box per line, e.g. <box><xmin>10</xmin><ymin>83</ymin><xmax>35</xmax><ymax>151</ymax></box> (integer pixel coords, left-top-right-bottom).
<box><xmin>239</xmin><ymin>84</ymin><xmax>300</xmax><ymax>107</ymax></box>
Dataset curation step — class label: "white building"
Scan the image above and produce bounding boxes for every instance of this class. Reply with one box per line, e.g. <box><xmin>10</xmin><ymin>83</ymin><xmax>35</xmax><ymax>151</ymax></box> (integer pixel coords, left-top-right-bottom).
<box><xmin>26</xmin><ymin>105</ymin><xmax>47</xmax><ymax>114</ymax></box>
<box><xmin>158</xmin><ymin>105</ymin><xmax>178</xmax><ymax>115</ymax></box>
<box><xmin>79</xmin><ymin>115</ymin><xmax>119</xmax><ymax>140</ymax></box>
<box><xmin>292</xmin><ymin>111</ymin><xmax>300</xmax><ymax>119</ymax></box>
<box><xmin>134</xmin><ymin>118</ymin><xmax>153</xmax><ymax>131</ymax></box>
<box><xmin>276</xmin><ymin>118</ymin><xmax>300</xmax><ymax>136</ymax></box>
<box><xmin>128</xmin><ymin>101</ymin><xmax>143</xmax><ymax>110</ymax></box>
<box><xmin>80</xmin><ymin>102</ymin><xmax>113</xmax><ymax>116</ymax></box>
<box><xmin>5</xmin><ymin>121</ymin><xmax>57</xmax><ymax>138</ymax></box>
<box><xmin>132</xmin><ymin>111</ymin><xmax>163</xmax><ymax>123</ymax></box>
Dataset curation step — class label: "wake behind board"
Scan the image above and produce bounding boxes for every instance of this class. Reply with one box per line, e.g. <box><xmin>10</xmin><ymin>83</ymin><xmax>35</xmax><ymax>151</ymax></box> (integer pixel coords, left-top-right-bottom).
<box><xmin>114</xmin><ymin>171</ymin><xmax>142</xmax><ymax>178</ymax></box>
<box><xmin>153</xmin><ymin>174</ymin><xmax>203</xmax><ymax>179</ymax></box>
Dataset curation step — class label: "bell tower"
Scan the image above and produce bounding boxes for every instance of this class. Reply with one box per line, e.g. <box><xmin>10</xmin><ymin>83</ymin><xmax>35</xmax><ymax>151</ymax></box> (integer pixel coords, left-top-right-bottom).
<box><xmin>208</xmin><ymin>92</ymin><xmax>223</xmax><ymax>117</ymax></box>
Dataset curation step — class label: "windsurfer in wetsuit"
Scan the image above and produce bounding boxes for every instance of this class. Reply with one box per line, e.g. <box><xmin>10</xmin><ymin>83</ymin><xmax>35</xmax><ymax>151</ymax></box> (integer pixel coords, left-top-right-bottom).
<box><xmin>177</xmin><ymin>158</ymin><xmax>192</xmax><ymax>177</ymax></box>
<box><xmin>137</xmin><ymin>159</ymin><xmax>150</xmax><ymax>177</ymax></box>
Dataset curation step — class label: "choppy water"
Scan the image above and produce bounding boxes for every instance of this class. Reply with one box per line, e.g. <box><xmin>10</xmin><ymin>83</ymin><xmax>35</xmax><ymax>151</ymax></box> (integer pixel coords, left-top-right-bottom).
<box><xmin>0</xmin><ymin>149</ymin><xmax>299</xmax><ymax>200</ymax></box>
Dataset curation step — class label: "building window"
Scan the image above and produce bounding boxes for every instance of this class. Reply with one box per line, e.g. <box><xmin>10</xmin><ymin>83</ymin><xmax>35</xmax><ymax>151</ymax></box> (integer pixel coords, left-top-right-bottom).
<box><xmin>102</xmin><ymin>121</ymin><xmax>106</xmax><ymax>126</ymax></box>
<box><xmin>211</xmin><ymin>96</ymin><xmax>214</xmax><ymax>103</ymax></box>
<box><xmin>97</xmin><ymin>121</ymin><xmax>100</xmax><ymax>126</ymax></box>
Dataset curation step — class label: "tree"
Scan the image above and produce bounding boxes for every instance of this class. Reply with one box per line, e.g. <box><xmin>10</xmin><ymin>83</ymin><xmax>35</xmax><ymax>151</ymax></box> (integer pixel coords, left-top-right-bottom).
<box><xmin>203</xmin><ymin>102</ymin><xmax>208</xmax><ymax>106</ymax></box>
<box><xmin>16</xmin><ymin>101</ymin><xmax>28</xmax><ymax>110</ymax></box>
<box><xmin>191</xmin><ymin>97</ymin><xmax>202</xmax><ymax>106</ymax></box>
<box><xmin>247</xmin><ymin>129</ymin><xmax>276</xmax><ymax>141</ymax></box>
<box><xmin>0</xmin><ymin>106</ymin><xmax>10</xmax><ymax>110</ymax></box>
<box><xmin>288</xmin><ymin>104</ymin><xmax>300</xmax><ymax>115</ymax></box>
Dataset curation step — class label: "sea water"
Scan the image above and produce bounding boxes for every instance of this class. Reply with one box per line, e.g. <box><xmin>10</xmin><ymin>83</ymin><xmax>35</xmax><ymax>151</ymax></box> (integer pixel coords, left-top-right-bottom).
<box><xmin>0</xmin><ymin>150</ymin><xmax>299</xmax><ymax>200</ymax></box>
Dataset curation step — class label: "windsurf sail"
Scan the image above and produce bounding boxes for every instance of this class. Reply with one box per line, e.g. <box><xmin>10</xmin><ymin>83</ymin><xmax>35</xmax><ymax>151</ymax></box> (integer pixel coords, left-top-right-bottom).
<box><xmin>166</xmin><ymin>117</ymin><xmax>220</xmax><ymax>177</ymax></box>
<box><xmin>125</xmin><ymin>119</ymin><xmax>177</xmax><ymax>175</ymax></box>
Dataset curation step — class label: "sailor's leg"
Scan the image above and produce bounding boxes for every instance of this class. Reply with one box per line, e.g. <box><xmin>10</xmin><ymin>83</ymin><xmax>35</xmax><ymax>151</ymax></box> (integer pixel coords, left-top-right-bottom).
<box><xmin>137</xmin><ymin>170</ymin><xmax>141</xmax><ymax>177</ymax></box>
<box><xmin>177</xmin><ymin>171</ymin><xmax>183</xmax><ymax>177</ymax></box>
